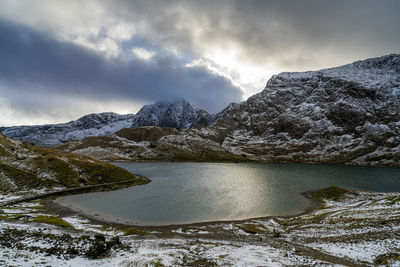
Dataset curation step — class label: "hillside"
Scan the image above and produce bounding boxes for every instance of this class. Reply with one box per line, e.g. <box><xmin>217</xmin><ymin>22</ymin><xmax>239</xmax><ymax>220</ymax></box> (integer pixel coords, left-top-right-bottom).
<box><xmin>56</xmin><ymin>126</ymin><xmax>244</xmax><ymax>161</ymax></box>
<box><xmin>58</xmin><ymin>54</ymin><xmax>400</xmax><ymax>166</ymax></box>
<box><xmin>0</xmin><ymin>134</ymin><xmax>145</xmax><ymax>196</ymax></box>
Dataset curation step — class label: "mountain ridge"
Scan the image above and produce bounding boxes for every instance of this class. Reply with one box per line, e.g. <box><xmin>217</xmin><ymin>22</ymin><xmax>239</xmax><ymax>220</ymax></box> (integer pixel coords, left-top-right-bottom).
<box><xmin>1</xmin><ymin>98</ymin><xmax>212</xmax><ymax>147</ymax></box>
<box><xmin>57</xmin><ymin>54</ymin><xmax>400</xmax><ymax>167</ymax></box>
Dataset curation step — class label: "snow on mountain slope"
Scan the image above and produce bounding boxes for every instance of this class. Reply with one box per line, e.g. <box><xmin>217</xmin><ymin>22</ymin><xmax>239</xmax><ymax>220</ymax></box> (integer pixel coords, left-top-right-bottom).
<box><xmin>212</xmin><ymin>54</ymin><xmax>400</xmax><ymax>165</ymax></box>
<box><xmin>134</xmin><ymin>97</ymin><xmax>212</xmax><ymax>128</ymax></box>
<box><xmin>59</xmin><ymin>54</ymin><xmax>400</xmax><ymax>166</ymax></box>
<box><xmin>1</xmin><ymin>98</ymin><xmax>212</xmax><ymax>147</ymax></box>
<box><xmin>1</xmin><ymin>112</ymin><xmax>136</xmax><ymax>147</ymax></box>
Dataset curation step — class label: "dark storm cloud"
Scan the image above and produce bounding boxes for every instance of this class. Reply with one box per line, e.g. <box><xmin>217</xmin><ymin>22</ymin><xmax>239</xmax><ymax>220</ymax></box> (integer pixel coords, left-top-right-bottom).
<box><xmin>104</xmin><ymin>0</ymin><xmax>400</xmax><ymax>69</ymax></box>
<box><xmin>0</xmin><ymin>20</ymin><xmax>243</xmax><ymax>113</ymax></box>
<box><xmin>0</xmin><ymin>0</ymin><xmax>399</xmax><ymax>125</ymax></box>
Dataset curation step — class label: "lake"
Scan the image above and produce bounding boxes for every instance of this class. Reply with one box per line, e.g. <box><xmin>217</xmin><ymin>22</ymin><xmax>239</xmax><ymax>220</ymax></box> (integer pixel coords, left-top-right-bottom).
<box><xmin>55</xmin><ymin>162</ymin><xmax>400</xmax><ymax>226</ymax></box>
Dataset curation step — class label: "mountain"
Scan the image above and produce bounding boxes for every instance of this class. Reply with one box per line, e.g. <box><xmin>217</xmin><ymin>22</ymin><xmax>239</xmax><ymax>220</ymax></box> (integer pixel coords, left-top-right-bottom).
<box><xmin>58</xmin><ymin>54</ymin><xmax>400</xmax><ymax>166</ymax></box>
<box><xmin>212</xmin><ymin>54</ymin><xmax>400</xmax><ymax>165</ymax></box>
<box><xmin>0</xmin><ymin>133</ymin><xmax>143</xmax><ymax>195</ymax></box>
<box><xmin>134</xmin><ymin>97</ymin><xmax>212</xmax><ymax>128</ymax></box>
<box><xmin>1</xmin><ymin>113</ymin><xmax>136</xmax><ymax>147</ymax></box>
<box><xmin>1</xmin><ymin>98</ymin><xmax>211</xmax><ymax>147</ymax></box>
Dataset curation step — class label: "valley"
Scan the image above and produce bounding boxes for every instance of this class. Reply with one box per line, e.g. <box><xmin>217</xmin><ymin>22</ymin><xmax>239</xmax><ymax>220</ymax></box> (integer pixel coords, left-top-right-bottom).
<box><xmin>0</xmin><ymin>54</ymin><xmax>399</xmax><ymax>266</ymax></box>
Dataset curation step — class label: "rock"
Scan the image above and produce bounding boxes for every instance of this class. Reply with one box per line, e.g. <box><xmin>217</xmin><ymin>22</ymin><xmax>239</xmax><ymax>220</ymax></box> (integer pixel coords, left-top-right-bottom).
<box><xmin>85</xmin><ymin>240</ymin><xmax>108</xmax><ymax>259</ymax></box>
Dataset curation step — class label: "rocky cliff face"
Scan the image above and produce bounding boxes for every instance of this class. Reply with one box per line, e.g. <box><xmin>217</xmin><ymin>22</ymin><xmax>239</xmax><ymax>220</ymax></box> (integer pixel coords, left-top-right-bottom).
<box><xmin>58</xmin><ymin>54</ymin><xmax>400</xmax><ymax>166</ymax></box>
<box><xmin>213</xmin><ymin>54</ymin><xmax>400</xmax><ymax>165</ymax></box>
<box><xmin>1</xmin><ymin>98</ymin><xmax>211</xmax><ymax>147</ymax></box>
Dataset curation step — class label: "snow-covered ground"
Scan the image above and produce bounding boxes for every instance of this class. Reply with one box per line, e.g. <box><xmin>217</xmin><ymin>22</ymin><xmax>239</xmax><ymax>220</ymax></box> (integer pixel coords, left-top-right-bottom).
<box><xmin>1</xmin><ymin>189</ymin><xmax>399</xmax><ymax>266</ymax></box>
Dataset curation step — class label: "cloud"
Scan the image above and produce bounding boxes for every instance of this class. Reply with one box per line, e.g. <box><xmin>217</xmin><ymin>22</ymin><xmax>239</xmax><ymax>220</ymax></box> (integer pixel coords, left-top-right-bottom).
<box><xmin>103</xmin><ymin>0</ymin><xmax>400</xmax><ymax>68</ymax></box>
<box><xmin>0</xmin><ymin>0</ymin><xmax>399</xmax><ymax>125</ymax></box>
<box><xmin>2</xmin><ymin>1</ymin><xmax>399</xmax><ymax>76</ymax></box>
<box><xmin>131</xmin><ymin>47</ymin><xmax>156</xmax><ymax>61</ymax></box>
<box><xmin>0</xmin><ymin>20</ymin><xmax>243</xmax><ymax>126</ymax></box>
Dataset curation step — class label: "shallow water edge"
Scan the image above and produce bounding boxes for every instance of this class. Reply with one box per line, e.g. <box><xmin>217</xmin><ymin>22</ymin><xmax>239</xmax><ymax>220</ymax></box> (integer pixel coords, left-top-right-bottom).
<box><xmin>47</xmin><ymin>191</ymin><xmax>322</xmax><ymax>230</ymax></box>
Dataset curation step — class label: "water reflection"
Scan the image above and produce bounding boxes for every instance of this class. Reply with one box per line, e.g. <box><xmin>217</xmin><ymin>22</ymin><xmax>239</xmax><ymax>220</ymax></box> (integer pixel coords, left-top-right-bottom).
<box><xmin>56</xmin><ymin>162</ymin><xmax>400</xmax><ymax>225</ymax></box>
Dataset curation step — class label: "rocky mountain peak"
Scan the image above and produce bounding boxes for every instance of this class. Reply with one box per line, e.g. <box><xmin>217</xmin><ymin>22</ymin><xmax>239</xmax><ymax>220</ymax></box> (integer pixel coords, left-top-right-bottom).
<box><xmin>1</xmin><ymin>97</ymin><xmax>212</xmax><ymax>147</ymax></box>
<box><xmin>266</xmin><ymin>54</ymin><xmax>400</xmax><ymax>91</ymax></box>
<box><xmin>134</xmin><ymin>97</ymin><xmax>211</xmax><ymax>129</ymax></box>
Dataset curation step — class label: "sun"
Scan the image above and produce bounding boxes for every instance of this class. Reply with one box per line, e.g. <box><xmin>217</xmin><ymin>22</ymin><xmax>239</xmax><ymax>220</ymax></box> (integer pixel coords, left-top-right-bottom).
<box><xmin>204</xmin><ymin>46</ymin><xmax>282</xmax><ymax>98</ymax></box>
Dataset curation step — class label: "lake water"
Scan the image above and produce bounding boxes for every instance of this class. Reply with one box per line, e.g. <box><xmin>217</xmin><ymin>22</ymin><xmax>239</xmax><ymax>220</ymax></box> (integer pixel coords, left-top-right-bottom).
<box><xmin>56</xmin><ymin>162</ymin><xmax>400</xmax><ymax>226</ymax></box>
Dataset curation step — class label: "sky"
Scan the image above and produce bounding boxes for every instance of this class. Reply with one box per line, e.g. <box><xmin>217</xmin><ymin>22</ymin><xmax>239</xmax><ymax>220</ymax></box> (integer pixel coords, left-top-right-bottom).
<box><xmin>0</xmin><ymin>0</ymin><xmax>399</xmax><ymax>126</ymax></box>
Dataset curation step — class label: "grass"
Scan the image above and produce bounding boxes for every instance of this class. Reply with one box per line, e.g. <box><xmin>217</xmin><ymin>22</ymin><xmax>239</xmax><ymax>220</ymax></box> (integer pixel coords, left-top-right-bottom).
<box><xmin>69</xmin><ymin>158</ymin><xmax>137</xmax><ymax>185</ymax></box>
<box><xmin>149</xmin><ymin>259</ymin><xmax>165</xmax><ymax>267</ymax></box>
<box><xmin>0</xmin><ymin>163</ymin><xmax>44</xmax><ymax>191</ymax></box>
<box><xmin>35</xmin><ymin>155</ymin><xmax>78</xmax><ymax>186</ymax></box>
<box><xmin>311</xmin><ymin>186</ymin><xmax>355</xmax><ymax>201</ymax></box>
<box><xmin>374</xmin><ymin>252</ymin><xmax>400</xmax><ymax>265</ymax></box>
<box><xmin>0</xmin><ymin>144</ymin><xmax>11</xmax><ymax>157</ymax></box>
<box><xmin>0</xmin><ymin>213</ymin><xmax>31</xmax><ymax>221</ymax></box>
<box><xmin>309</xmin><ymin>212</ymin><xmax>330</xmax><ymax>223</ymax></box>
<box><xmin>237</xmin><ymin>224</ymin><xmax>267</xmax><ymax>234</ymax></box>
<box><xmin>115</xmin><ymin>126</ymin><xmax>179</xmax><ymax>142</ymax></box>
<box><xmin>121</xmin><ymin>228</ymin><xmax>149</xmax><ymax>235</ymax></box>
<box><xmin>32</xmin><ymin>215</ymin><xmax>75</xmax><ymax>229</ymax></box>
<box><xmin>385</xmin><ymin>196</ymin><xmax>400</xmax><ymax>206</ymax></box>
<box><xmin>1</xmin><ymin>132</ymin><xmax>143</xmax><ymax>194</ymax></box>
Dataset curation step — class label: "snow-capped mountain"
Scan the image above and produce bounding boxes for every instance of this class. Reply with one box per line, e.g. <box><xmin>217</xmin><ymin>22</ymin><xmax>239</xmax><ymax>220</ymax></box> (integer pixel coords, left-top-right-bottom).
<box><xmin>1</xmin><ymin>112</ymin><xmax>136</xmax><ymax>147</ymax></box>
<box><xmin>134</xmin><ymin>98</ymin><xmax>212</xmax><ymax>128</ymax></box>
<box><xmin>59</xmin><ymin>54</ymin><xmax>400</xmax><ymax>167</ymax></box>
<box><xmin>1</xmin><ymin>98</ymin><xmax>212</xmax><ymax>147</ymax></box>
<box><xmin>212</xmin><ymin>54</ymin><xmax>400</xmax><ymax>165</ymax></box>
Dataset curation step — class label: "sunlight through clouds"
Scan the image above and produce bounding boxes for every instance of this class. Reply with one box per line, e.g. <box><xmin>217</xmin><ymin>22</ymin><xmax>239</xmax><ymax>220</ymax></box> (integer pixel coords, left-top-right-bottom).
<box><xmin>0</xmin><ymin>0</ymin><xmax>398</xmax><ymax>125</ymax></box>
<box><xmin>131</xmin><ymin>47</ymin><xmax>156</xmax><ymax>61</ymax></box>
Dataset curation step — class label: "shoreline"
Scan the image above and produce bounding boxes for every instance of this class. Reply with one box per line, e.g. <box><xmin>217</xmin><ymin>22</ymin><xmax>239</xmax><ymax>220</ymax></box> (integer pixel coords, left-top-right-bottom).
<box><xmin>3</xmin><ymin>184</ymin><xmax>400</xmax><ymax>266</ymax></box>
<box><xmin>106</xmin><ymin>159</ymin><xmax>400</xmax><ymax>168</ymax></box>
<box><xmin>2</xmin><ymin>175</ymin><xmax>150</xmax><ymax>207</ymax></box>
<box><xmin>34</xmin><ymin>160</ymin><xmax>399</xmax><ymax>231</ymax></box>
<box><xmin>45</xmin><ymin>190</ymin><xmax>323</xmax><ymax>232</ymax></box>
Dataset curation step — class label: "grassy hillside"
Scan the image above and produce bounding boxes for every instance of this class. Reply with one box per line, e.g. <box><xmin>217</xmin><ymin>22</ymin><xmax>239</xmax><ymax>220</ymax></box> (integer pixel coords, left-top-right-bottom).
<box><xmin>0</xmin><ymin>134</ymin><xmax>145</xmax><ymax>194</ymax></box>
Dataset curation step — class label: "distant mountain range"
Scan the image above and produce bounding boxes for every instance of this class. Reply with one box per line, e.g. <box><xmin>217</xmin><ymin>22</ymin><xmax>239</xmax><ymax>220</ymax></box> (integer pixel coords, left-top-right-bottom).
<box><xmin>2</xmin><ymin>54</ymin><xmax>400</xmax><ymax>166</ymax></box>
<box><xmin>1</xmin><ymin>98</ymin><xmax>214</xmax><ymax>147</ymax></box>
<box><xmin>57</xmin><ymin>54</ymin><xmax>400</xmax><ymax>167</ymax></box>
